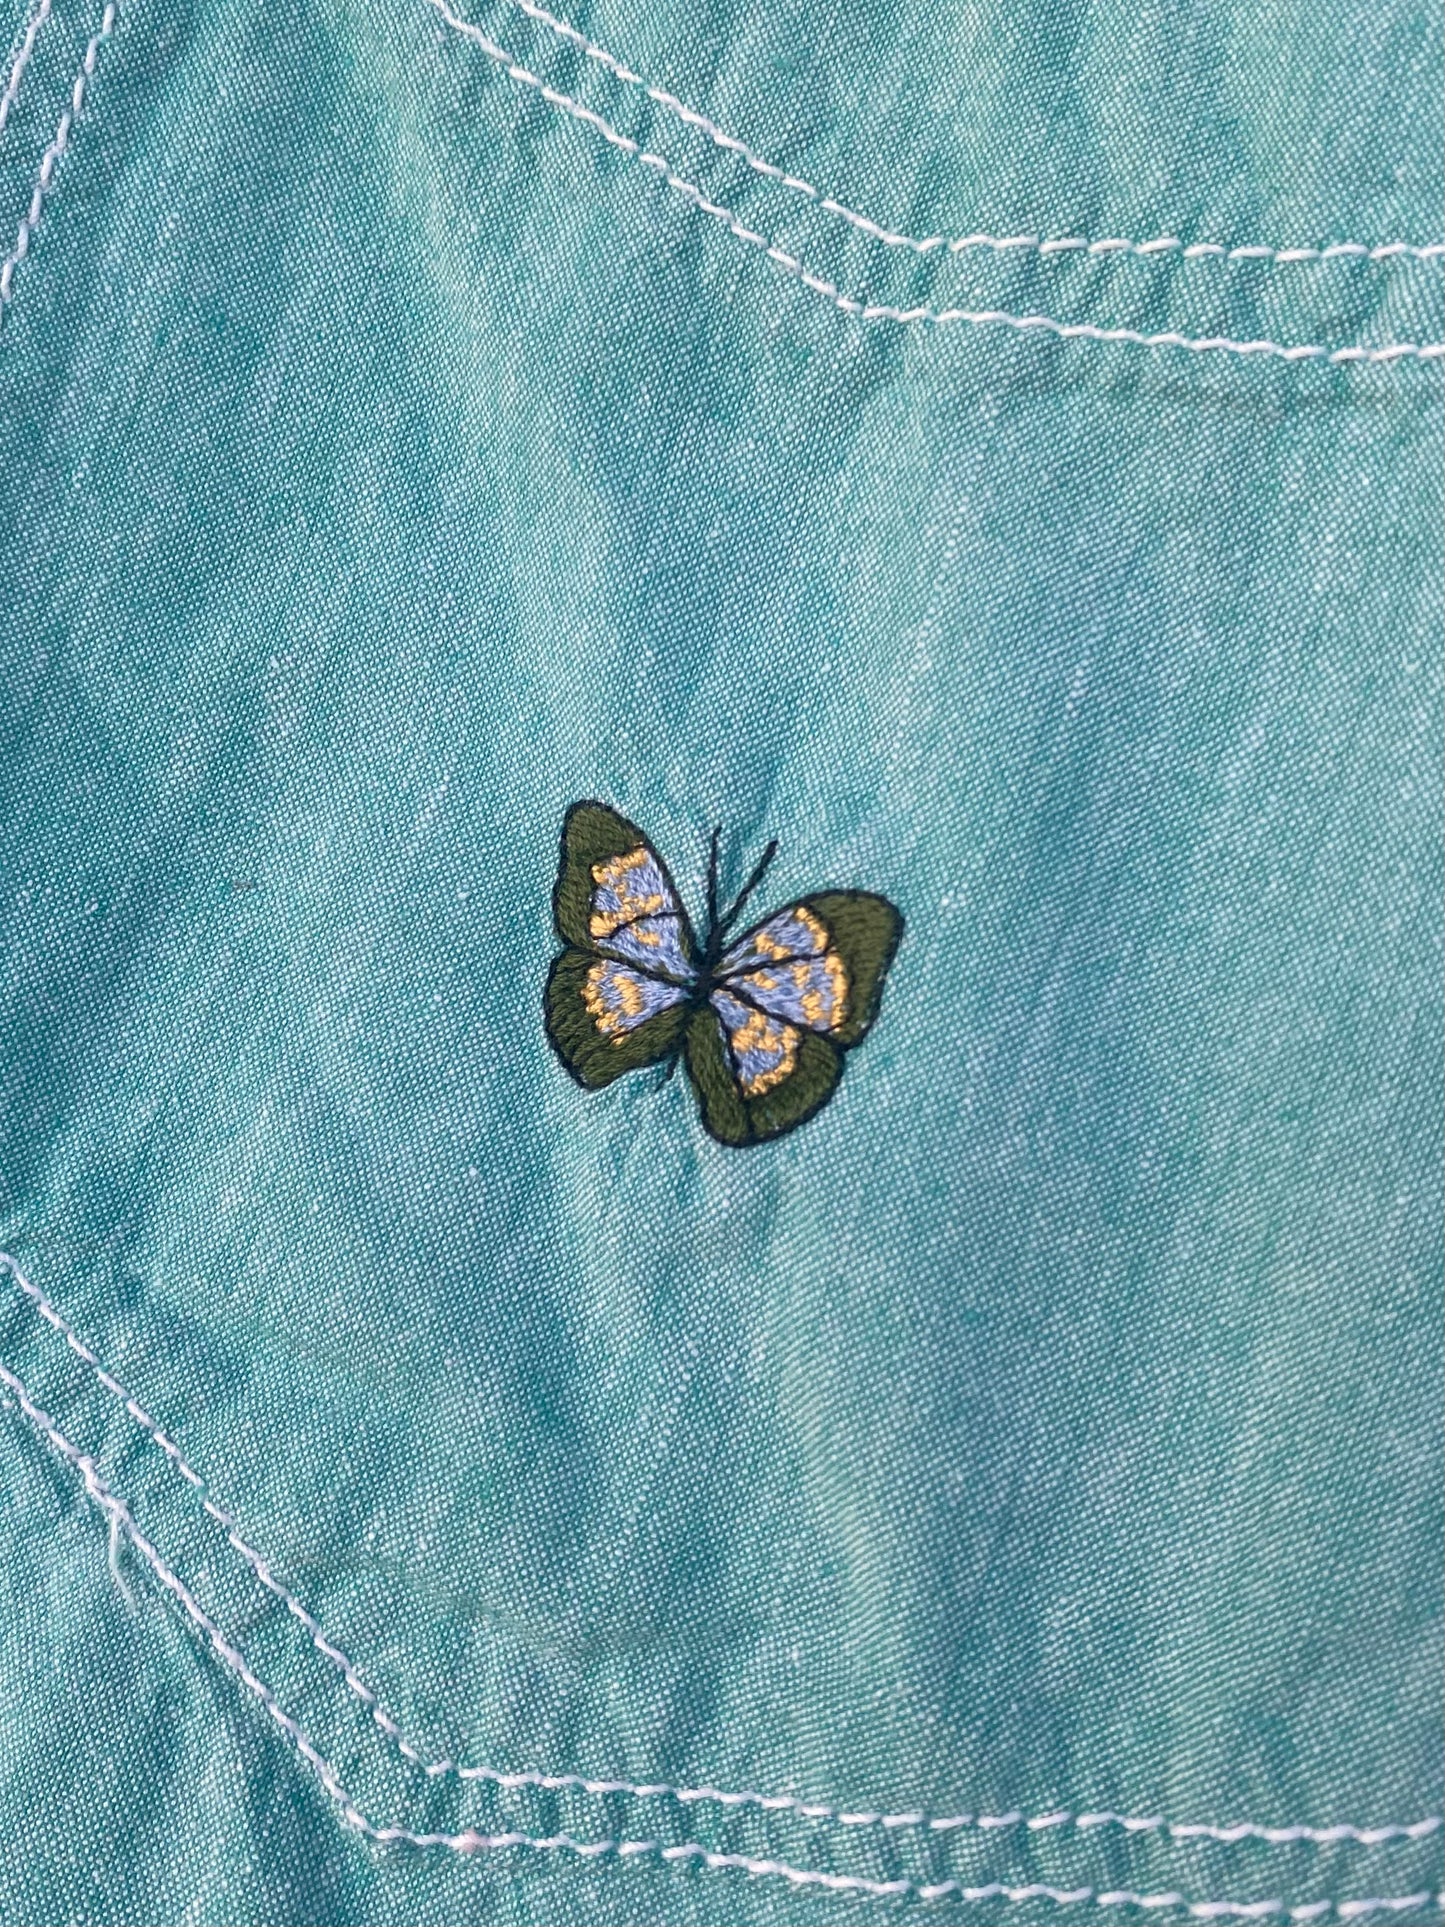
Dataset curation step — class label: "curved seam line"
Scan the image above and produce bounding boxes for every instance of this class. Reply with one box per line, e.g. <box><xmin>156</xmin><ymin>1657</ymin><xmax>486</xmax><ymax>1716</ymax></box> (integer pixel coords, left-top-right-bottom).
<box><xmin>1</xmin><ymin>1358</ymin><xmax>1441</xmax><ymax>1918</ymax></box>
<box><xmin>427</xmin><ymin>0</ymin><xmax>1445</xmax><ymax>366</ymax></box>
<box><xmin>3</xmin><ymin>1253</ymin><xmax>1439</xmax><ymax>1852</ymax></box>
<box><xmin>0</xmin><ymin>0</ymin><xmax>54</xmax><ymax>140</ymax></box>
<box><xmin>497</xmin><ymin>0</ymin><xmax>1445</xmax><ymax>267</ymax></box>
<box><xmin>0</xmin><ymin>0</ymin><xmax>116</xmax><ymax>317</ymax></box>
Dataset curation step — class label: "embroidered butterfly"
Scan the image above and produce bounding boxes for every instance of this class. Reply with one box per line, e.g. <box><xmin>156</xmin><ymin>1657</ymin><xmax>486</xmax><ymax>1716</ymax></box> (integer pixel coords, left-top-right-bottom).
<box><xmin>544</xmin><ymin>801</ymin><xmax>903</xmax><ymax>1146</ymax></box>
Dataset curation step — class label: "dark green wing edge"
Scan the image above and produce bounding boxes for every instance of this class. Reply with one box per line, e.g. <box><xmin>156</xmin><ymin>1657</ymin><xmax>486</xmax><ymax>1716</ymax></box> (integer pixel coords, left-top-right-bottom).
<box><xmin>545</xmin><ymin>950</ymin><xmax>688</xmax><ymax>1089</ymax></box>
<box><xmin>553</xmin><ymin>801</ymin><xmax>646</xmax><ymax>949</ymax></box>
<box><xmin>799</xmin><ymin>890</ymin><xmax>903</xmax><ymax>1048</ymax></box>
<box><xmin>551</xmin><ymin>798</ymin><xmax>696</xmax><ymax>956</ymax></box>
<box><xmin>685</xmin><ymin>1013</ymin><xmax>841</xmax><ymax>1147</ymax></box>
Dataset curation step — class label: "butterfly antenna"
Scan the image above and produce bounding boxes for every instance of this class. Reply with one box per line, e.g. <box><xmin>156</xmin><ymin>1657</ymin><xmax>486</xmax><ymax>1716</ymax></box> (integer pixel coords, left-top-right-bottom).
<box><xmin>706</xmin><ymin>825</ymin><xmax>721</xmax><ymax>939</ymax></box>
<box><xmin>721</xmin><ymin>837</ymin><xmax>779</xmax><ymax>935</ymax></box>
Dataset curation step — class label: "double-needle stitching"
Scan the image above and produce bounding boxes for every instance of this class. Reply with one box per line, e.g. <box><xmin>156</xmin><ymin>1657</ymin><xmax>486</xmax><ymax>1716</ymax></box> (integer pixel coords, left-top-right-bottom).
<box><xmin>0</xmin><ymin>1352</ymin><xmax>1441</xmax><ymax>1917</ymax></box>
<box><xmin>498</xmin><ymin>0</ymin><xmax>1445</xmax><ymax>268</ymax></box>
<box><xmin>428</xmin><ymin>0</ymin><xmax>1445</xmax><ymax>365</ymax></box>
<box><xmin>2</xmin><ymin>1254</ymin><xmax>1439</xmax><ymax>1853</ymax></box>
<box><xmin>0</xmin><ymin>0</ymin><xmax>116</xmax><ymax>316</ymax></box>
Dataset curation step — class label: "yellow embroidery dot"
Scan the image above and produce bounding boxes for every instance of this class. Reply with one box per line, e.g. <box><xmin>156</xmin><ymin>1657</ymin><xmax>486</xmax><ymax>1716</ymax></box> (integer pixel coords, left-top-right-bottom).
<box><xmin>794</xmin><ymin>907</ymin><xmax>829</xmax><ymax>951</ymax></box>
<box><xmin>823</xmin><ymin>950</ymin><xmax>849</xmax><ymax>1028</ymax></box>
<box><xmin>732</xmin><ymin>1006</ymin><xmax>799</xmax><ymax>1095</ymax></box>
<box><xmin>581</xmin><ymin>961</ymin><xmax>634</xmax><ymax>1044</ymax></box>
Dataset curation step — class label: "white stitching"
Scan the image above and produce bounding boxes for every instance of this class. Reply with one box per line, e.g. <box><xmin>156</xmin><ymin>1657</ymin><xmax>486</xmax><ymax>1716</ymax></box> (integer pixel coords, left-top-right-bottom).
<box><xmin>3</xmin><ymin>1254</ymin><xmax>1439</xmax><ymax>1852</ymax></box>
<box><xmin>428</xmin><ymin>1</ymin><xmax>1445</xmax><ymax>366</ymax></box>
<box><xmin>0</xmin><ymin>0</ymin><xmax>53</xmax><ymax>139</ymax></box>
<box><xmin>0</xmin><ymin>0</ymin><xmax>116</xmax><ymax>315</ymax></box>
<box><xmin>496</xmin><ymin>0</ymin><xmax>1445</xmax><ymax>268</ymax></box>
<box><xmin>0</xmin><ymin>0</ymin><xmax>1433</xmax><ymax>1868</ymax></box>
<box><xmin>0</xmin><ymin>1354</ymin><xmax>1438</xmax><ymax>1920</ymax></box>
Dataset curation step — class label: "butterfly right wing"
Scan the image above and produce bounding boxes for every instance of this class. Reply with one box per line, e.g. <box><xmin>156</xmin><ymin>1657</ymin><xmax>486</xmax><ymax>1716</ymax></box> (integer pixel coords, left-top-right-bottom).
<box><xmin>685</xmin><ymin>892</ymin><xmax>902</xmax><ymax>1145</ymax></box>
<box><xmin>685</xmin><ymin>987</ymin><xmax>840</xmax><ymax>1145</ymax></box>
<box><xmin>545</xmin><ymin>801</ymin><xmax>697</xmax><ymax>1088</ymax></box>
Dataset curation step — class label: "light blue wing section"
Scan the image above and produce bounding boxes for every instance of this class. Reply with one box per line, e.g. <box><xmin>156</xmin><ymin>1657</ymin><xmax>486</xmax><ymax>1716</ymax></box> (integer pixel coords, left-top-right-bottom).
<box><xmin>720</xmin><ymin>904</ymin><xmax>828</xmax><ymax>972</ymax></box>
<box><xmin>722</xmin><ymin>953</ymin><xmax>847</xmax><ymax>1033</ymax></box>
<box><xmin>588</xmin><ymin>845</ymin><xmax>695</xmax><ymax>983</ymax></box>
<box><xmin>598</xmin><ymin>911</ymin><xmax>695</xmax><ymax>984</ymax></box>
<box><xmin>720</xmin><ymin>905</ymin><xmax>846</xmax><ymax>1032</ymax></box>
<box><xmin>586</xmin><ymin>959</ymin><xmax>691</xmax><ymax>1038</ymax></box>
<box><xmin>709</xmin><ymin>986</ymin><xmax>801</xmax><ymax>1096</ymax></box>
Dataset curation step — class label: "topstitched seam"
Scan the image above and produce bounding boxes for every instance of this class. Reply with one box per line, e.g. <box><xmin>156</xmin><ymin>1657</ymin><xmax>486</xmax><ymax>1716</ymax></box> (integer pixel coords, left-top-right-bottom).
<box><xmin>495</xmin><ymin>0</ymin><xmax>1445</xmax><ymax>268</ymax></box>
<box><xmin>428</xmin><ymin>0</ymin><xmax>1445</xmax><ymax>366</ymax></box>
<box><xmin>2</xmin><ymin>1253</ymin><xmax>1439</xmax><ymax>1852</ymax></box>
<box><xmin>0</xmin><ymin>0</ymin><xmax>115</xmax><ymax>317</ymax></box>
<box><xmin>0</xmin><ymin>1354</ymin><xmax>1440</xmax><ymax>1919</ymax></box>
<box><xmin>0</xmin><ymin>0</ymin><xmax>52</xmax><ymax>140</ymax></box>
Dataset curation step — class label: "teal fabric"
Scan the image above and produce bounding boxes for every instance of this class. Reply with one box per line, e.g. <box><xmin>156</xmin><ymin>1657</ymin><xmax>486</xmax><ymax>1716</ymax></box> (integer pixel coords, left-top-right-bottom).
<box><xmin>0</xmin><ymin>0</ymin><xmax>1441</xmax><ymax>1918</ymax></box>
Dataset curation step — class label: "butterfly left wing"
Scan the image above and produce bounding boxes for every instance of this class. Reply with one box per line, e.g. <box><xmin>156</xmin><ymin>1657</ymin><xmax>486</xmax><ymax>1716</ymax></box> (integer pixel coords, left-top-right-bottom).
<box><xmin>545</xmin><ymin>801</ymin><xmax>697</xmax><ymax>1088</ymax></box>
<box><xmin>686</xmin><ymin>891</ymin><xmax>903</xmax><ymax>1145</ymax></box>
<box><xmin>546</xmin><ymin>951</ymin><xmax>692</xmax><ymax>1088</ymax></box>
<box><xmin>552</xmin><ymin>799</ymin><xmax>696</xmax><ymax>981</ymax></box>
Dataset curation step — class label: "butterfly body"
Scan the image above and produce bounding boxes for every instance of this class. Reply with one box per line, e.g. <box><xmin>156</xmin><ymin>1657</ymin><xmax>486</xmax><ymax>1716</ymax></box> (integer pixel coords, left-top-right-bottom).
<box><xmin>545</xmin><ymin>802</ymin><xmax>902</xmax><ymax>1146</ymax></box>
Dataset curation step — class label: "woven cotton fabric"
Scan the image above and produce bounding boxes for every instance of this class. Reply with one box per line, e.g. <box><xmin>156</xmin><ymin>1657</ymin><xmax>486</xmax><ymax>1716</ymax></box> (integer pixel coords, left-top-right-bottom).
<box><xmin>0</xmin><ymin>0</ymin><xmax>1441</xmax><ymax>1918</ymax></box>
